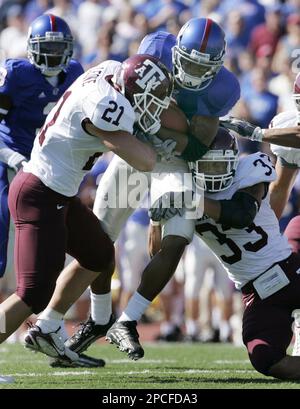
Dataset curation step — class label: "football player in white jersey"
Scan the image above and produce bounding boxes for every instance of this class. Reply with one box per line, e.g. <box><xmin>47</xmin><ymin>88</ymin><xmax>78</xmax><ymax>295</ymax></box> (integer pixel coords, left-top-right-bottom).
<box><xmin>269</xmin><ymin>73</ymin><xmax>300</xmax><ymax>220</ymax></box>
<box><xmin>0</xmin><ymin>54</ymin><xmax>173</xmax><ymax>364</ymax></box>
<box><xmin>179</xmin><ymin>127</ymin><xmax>300</xmax><ymax>380</ymax></box>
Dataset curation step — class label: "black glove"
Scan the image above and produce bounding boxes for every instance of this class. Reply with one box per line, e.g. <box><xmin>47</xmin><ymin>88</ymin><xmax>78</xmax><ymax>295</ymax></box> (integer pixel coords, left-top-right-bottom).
<box><xmin>133</xmin><ymin>125</ymin><xmax>152</xmax><ymax>144</ymax></box>
<box><xmin>220</xmin><ymin>117</ymin><xmax>263</xmax><ymax>142</ymax></box>
<box><xmin>149</xmin><ymin>191</ymin><xmax>184</xmax><ymax>222</ymax></box>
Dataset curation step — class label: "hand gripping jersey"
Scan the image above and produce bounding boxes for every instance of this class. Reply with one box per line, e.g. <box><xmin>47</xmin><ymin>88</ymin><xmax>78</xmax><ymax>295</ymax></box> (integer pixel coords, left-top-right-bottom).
<box><xmin>270</xmin><ymin>110</ymin><xmax>300</xmax><ymax>168</ymax></box>
<box><xmin>137</xmin><ymin>31</ymin><xmax>240</xmax><ymax>119</ymax></box>
<box><xmin>24</xmin><ymin>60</ymin><xmax>135</xmax><ymax>197</ymax></box>
<box><xmin>196</xmin><ymin>152</ymin><xmax>292</xmax><ymax>289</ymax></box>
<box><xmin>0</xmin><ymin>59</ymin><xmax>83</xmax><ymax>158</ymax></box>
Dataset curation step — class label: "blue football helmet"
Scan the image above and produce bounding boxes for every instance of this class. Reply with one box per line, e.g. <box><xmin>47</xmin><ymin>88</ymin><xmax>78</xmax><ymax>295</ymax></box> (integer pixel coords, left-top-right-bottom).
<box><xmin>172</xmin><ymin>18</ymin><xmax>226</xmax><ymax>90</ymax></box>
<box><xmin>27</xmin><ymin>14</ymin><xmax>73</xmax><ymax>76</ymax></box>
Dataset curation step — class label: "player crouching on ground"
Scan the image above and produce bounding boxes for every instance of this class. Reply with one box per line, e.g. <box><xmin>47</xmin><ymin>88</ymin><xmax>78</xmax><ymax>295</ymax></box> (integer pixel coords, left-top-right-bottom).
<box><xmin>151</xmin><ymin>127</ymin><xmax>300</xmax><ymax>380</ymax></box>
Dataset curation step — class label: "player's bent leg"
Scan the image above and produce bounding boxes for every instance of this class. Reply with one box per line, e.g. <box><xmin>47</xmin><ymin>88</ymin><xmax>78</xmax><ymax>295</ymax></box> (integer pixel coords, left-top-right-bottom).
<box><xmin>268</xmin><ymin>356</ymin><xmax>300</xmax><ymax>380</ymax></box>
<box><xmin>106</xmin><ymin>214</ymin><xmax>193</xmax><ymax>359</ymax></box>
<box><xmin>24</xmin><ymin>258</ymin><xmax>114</xmax><ymax>364</ymax></box>
<box><xmin>242</xmin><ymin>300</ymin><xmax>293</xmax><ymax>378</ymax></box>
<box><xmin>138</xmin><ymin>234</ymin><xmax>188</xmax><ymax>300</ymax></box>
<box><xmin>0</xmin><ymin>293</ymin><xmax>32</xmax><ymax>343</ymax></box>
<box><xmin>21</xmin><ymin>190</ymin><xmax>114</xmax><ymax>363</ymax></box>
<box><xmin>106</xmin><ymin>235</ymin><xmax>189</xmax><ymax>360</ymax></box>
<box><xmin>137</xmin><ymin>213</ymin><xmax>194</xmax><ymax>300</ymax></box>
<box><xmin>62</xmin><ymin>198</ymin><xmax>116</xmax><ymax>354</ymax></box>
<box><xmin>91</xmin><ymin>156</ymin><xmax>147</xmax><ymax>294</ymax></box>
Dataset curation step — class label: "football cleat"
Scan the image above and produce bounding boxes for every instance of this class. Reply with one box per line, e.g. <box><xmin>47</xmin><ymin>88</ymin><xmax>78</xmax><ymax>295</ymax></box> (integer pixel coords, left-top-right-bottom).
<box><xmin>106</xmin><ymin>320</ymin><xmax>144</xmax><ymax>360</ymax></box>
<box><xmin>49</xmin><ymin>353</ymin><xmax>105</xmax><ymax>368</ymax></box>
<box><xmin>24</xmin><ymin>323</ymin><xmax>79</xmax><ymax>364</ymax></box>
<box><xmin>65</xmin><ymin>314</ymin><xmax>115</xmax><ymax>353</ymax></box>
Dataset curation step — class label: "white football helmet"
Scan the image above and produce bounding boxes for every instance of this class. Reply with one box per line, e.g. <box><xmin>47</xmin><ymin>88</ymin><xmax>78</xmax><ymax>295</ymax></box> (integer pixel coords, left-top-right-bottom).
<box><xmin>189</xmin><ymin>127</ymin><xmax>239</xmax><ymax>192</ymax></box>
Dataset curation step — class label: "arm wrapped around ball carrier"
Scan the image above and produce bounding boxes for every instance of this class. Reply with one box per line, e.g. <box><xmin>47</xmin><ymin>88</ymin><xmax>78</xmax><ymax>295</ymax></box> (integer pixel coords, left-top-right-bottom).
<box><xmin>149</xmin><ymin>190</ymin><xmax>260</xmax><ymax>228</ymax></box>
<box><xmin>180</xmin><ymin>133</ymin><xmax>209</xmax><ymax>161</ymax></box>
<box><xmin>217</xmin><ymin>191</ymin><xmax>260</xmax><ymax>229</ymax></box>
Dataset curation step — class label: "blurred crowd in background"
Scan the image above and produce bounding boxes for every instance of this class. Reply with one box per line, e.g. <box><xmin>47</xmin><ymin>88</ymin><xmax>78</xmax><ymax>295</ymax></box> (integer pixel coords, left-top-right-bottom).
<box><xmin>0</xmin><ymin>0</ymin><xmax>300</xmax><ymax>345</ymax></box>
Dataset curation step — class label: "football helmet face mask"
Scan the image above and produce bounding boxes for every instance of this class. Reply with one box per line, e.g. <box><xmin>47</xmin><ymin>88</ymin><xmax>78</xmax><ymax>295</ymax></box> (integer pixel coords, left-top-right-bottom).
<box><xmin>172</xmin><ymin>18</ymin><xmax>226</xmax><ymax>91</ymax></box>
<box><xmin>293</xmin><ymin>72</ymin><xmax>300</xmax><ymax>117</ymax></box>
<box><xmin>27</xmin><ymin>14</ymin><xmax>73</xmax><ymax>76</ymax></box>
<box><xmin>114</xmin><ymin>54</ymin><xmax>174</xmax><ymax>134</ymax></box>
<box><xmin>189</xmin><ymin>127</ymin><xmax>239</xmax><ymax>192</ymax></box>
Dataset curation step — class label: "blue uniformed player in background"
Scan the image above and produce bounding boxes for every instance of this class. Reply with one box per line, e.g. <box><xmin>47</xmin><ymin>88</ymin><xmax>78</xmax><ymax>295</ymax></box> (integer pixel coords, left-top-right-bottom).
<box><xmin>0</xmin><ymin>14</ymin><xmax>83</xmax><ymax>279</ymax></box>
<box><xmin>129</xmin><ymin>18</ymin><xmax>241</xmax><ymax>343</ymax></box>
<box><xmin>0</xmin><ymin>13</ymin><xmax>109</xmax><ymax>369</ymax></box>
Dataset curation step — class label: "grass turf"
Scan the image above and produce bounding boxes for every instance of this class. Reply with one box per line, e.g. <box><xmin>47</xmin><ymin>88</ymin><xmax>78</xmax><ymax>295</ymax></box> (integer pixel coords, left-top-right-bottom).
<box><xmin>0</xmin><ymin>342</ymin><xmax>299</xmax><ymax>389</ymax></box>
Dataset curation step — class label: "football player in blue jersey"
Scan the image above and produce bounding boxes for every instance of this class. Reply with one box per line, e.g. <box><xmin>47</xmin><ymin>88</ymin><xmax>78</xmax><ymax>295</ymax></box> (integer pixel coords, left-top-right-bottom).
<box><xmin>0</xmin><ymin>13</ymin><xmax>106</xmax><ymax>368</ymax></box>
<box><xmin>103</xmin><ymin>19</ymin><xmax>241</xmax><ymax>356</ymax></box>
<box><xmin>58</xmin><ymin>18</ymin><xmax>241</xmax><ymax>359</ymax></box>
<box><xmin>0</xmin><ymin>13</ymin><xmax>83</xmax><ymax>279</ymax></box>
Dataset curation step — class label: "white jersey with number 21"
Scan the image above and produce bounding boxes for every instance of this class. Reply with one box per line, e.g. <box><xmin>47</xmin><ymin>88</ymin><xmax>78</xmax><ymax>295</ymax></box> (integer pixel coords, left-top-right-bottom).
<box><xmin>24</xmin><ymin>60</ymin><xmax>135</xmax><ymax>197</ymax></box>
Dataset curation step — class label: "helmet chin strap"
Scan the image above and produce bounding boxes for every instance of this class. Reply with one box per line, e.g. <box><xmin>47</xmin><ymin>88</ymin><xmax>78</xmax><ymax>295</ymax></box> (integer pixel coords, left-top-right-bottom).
<box><xmin>43</xmin><ymin>69</ymin><xmax>61</xmax><ymax>77</ymax></box>
<box><xmin>175</xmin><ymin>72</ymin><xmax>212</xmax><ymax>91</ymax></box>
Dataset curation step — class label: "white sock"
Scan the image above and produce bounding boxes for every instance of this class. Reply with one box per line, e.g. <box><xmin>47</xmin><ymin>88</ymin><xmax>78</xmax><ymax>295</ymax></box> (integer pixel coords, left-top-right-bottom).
<box><xmin>118</xmin><ymin>292</ymin><xmax>150</xmax><ymax>322</ymax></box>
<box><xmin>160</xmin><ymin>321</ymin><xmax>174</xmax><ymax>336</ymax></box>
<box><xmin>36</xmin><ymin>308</ymin><xmax>64</xmax><ymax>335</ymax></box>
<box><xmin>219</xmin><ymin>320</ymin><xmax>231</xmax><ymax>342</ymax></box>
<box><xmin>185</xmin><ymin>319</ymin><xmax>199</xmax><ymax>337</ymax></box>
<box><xmin>90</xmin><ymin>291</ymin><xmax>112</xmax><ymax>325</ymax></box>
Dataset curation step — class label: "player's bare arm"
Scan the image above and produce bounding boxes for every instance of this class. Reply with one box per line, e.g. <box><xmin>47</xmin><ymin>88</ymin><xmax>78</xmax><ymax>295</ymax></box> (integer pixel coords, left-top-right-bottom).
<box><xmin>269</xmin><ymin>161</ymin><xmax>299</xmax><ymax>219</ymax></box>
<box><xmin>157</xmin><ymin>114</ymin><xmax>218</xmax><ymax>152</ymax></box>
<box><xmin>221</xmin><ymin>116</ymin><xmax>300</xmax><ymax>148</ymax></box>
<box><xmin>84</xmin><ymin>120</ymin><xmax>156</xmax><ymax>172</ymax></box>
<box><xmin>262</xmin><ymin>126</ymin><xmax>300</xmax><ymax>148</ymax></box>
<box><xmin>189</xmin><ymin>115</ymin><xmax>219</xmax><ymax>146</ymax></box>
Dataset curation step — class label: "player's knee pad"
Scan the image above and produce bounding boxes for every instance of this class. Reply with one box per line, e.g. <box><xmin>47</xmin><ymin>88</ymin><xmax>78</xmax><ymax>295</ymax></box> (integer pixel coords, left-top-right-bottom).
<box><xmin>162</xmin><ymin>214</ymin><xmax>195</xmax><ymax>243</ymax></box>
<box><xmin>245</xmin><ymin>339</ymin><xmax>286</xmax><ymax>376</ymax></box>
<box><xmin>17</xmin><ymin>284</ymin><xmax>56</xmax><ymax>314</ymax></box>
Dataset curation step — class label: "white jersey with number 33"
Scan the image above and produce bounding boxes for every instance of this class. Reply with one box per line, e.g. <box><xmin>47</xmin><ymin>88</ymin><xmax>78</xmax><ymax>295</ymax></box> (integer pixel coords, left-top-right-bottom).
<box><xmin>196</xmin><ymin>152</ymin><xmax>292</xmax><ymax>289</ymax></box>
<box><xmin>24</xmin><ymin>60</ymin><xmax>135</xmax><ymax>197</ymax></box>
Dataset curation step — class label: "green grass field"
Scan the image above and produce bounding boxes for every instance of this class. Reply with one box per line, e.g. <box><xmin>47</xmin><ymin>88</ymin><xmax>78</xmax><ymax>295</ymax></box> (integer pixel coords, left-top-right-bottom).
<box><xmin>0</xmin><ymin>342</ymin><xmax>299</xmax><ymax>389</ymax></box>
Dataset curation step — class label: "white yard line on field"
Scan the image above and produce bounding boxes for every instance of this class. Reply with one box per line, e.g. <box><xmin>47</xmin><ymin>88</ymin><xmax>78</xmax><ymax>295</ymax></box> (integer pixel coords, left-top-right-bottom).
<box><xmin>2</xmin><ymin>368</ymin><xmax>256</xmax><ymax>379</ymax></box>
<box><xmin>213</xmin><ymin>360</ymin><xmax>250</xmax><ymax>364</ymax></box>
